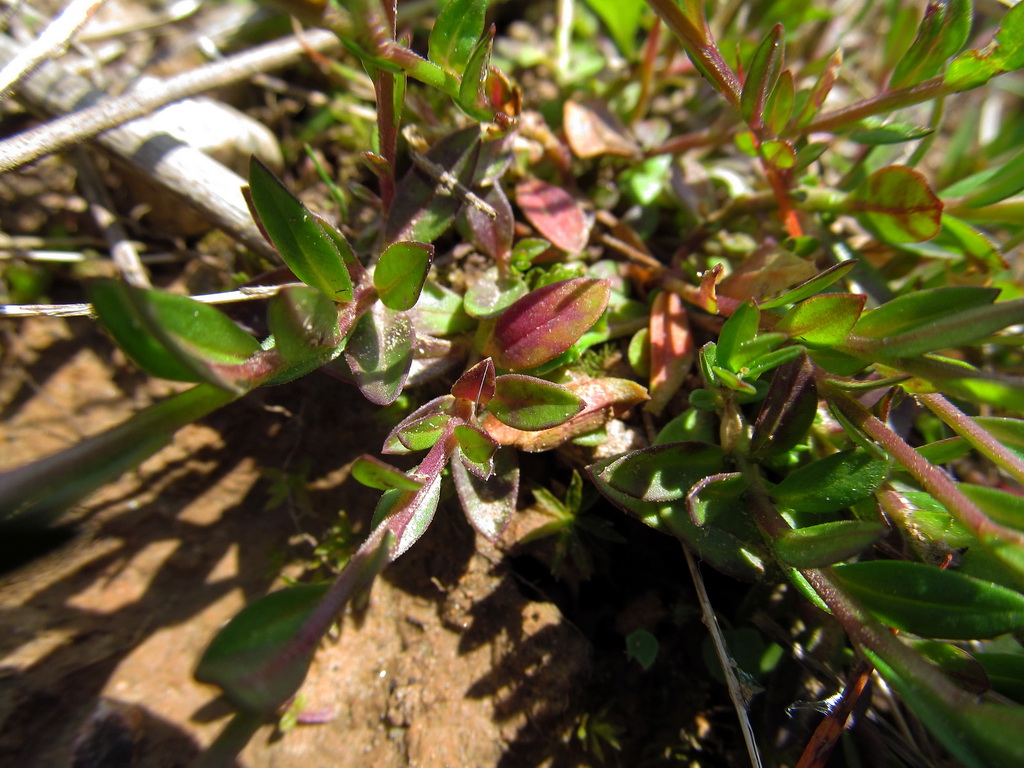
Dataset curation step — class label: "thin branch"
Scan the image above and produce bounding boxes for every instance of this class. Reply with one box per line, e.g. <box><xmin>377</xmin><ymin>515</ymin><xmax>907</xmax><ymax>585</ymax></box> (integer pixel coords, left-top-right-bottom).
<box><xmin>683</xmin><ymin>546</ymin><xmax>765</xmax><ymax>768</ymax></box>
<box><xmin>0</xmin><ymin>282</ymin><xmax>305</xmax><ymax>317</ymax></box>
<box><xmin>0</xmin><ymin>0</ymin><xmax>105</xmax><ymax>96</ymax></box>
<box><xmin>0</xmin><ymin>28</ymin><xmax>341</xmax><ymax>172</ymax></box>
<box><xmin>73</xmin><ymin>148</ymin><xmax>150</xmax><ymax>287</ymax></box>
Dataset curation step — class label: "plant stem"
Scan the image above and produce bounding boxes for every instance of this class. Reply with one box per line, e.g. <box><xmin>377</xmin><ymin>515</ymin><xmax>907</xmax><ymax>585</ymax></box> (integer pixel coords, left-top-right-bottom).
<box><xmin>917</xmin><ymin>392</ymin><xmax>1024</xmax><ymax>486</ymax></box>
<box><xmin>819</xmin><ymin>379</ymin><xmax>1024</xmax><ymax>550</ymax></box>
<box><xmin>795</xmin><ymin>76</ymin><xmax>950</xmax><ymax>136</ymax></box>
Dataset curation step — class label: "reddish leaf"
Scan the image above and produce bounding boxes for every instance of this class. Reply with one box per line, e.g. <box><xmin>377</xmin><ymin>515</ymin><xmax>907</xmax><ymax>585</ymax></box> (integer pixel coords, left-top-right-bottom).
<box><xmin>465</xmin><ymin>184</ymin><xmax>514</xmax><ymax>263</ymax></box>
<box><xmin>515</xmin><ymin>179</ymin><xmax>591</xmax><ymax>254</ymax></box>
<box><xmin>646</xmin><ymin>291</ymin><xmax>694</xmax><ymax>416</ymax></box>
<box><xmin>451</xmin><ymin>357</ymin><xmax>496</xmax><ymax>405</ymax></box>
<box><xmin>492</xmin><ymin>278</ymin><xmax>611</xmax><ymax>371</ymax></box>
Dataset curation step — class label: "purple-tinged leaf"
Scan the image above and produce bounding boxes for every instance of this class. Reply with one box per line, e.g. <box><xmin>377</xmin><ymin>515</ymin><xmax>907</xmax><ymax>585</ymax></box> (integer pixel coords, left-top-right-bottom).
<box><xmin>451</xmin><ymin>357</ymin><xmax>496</xmax><ymax>405</ymax></box>
<box><xmin>453</xmin><ymin>447</ymin><xmax>519</xmax><ymax>541</ymax></box>
<box><xmin>847</xmin><ymin>166</ymin><xmax>943</xmax><ymax>244</ymax></box>
<box><xmin>486</xmin><ymin>374</ymin><xmax>584</xmax><ymax>431</ymax></box>
<box><xmin>492</xmin><ymin>278</ymin><xmax>611</xmax><ymax>371</ymax></box>
<box><xmin>344</xmin><ymin>303</ymin><xmax>412</xmax><ymax>405</ymax></box>
<box><xmin>773</xmin><ymin>520</ymin><xmax>886</xmax><ymax>568</ymax></box>
<box><xmin>385</xmin><ymin>126</ymin><xmax>482</xmax><ymax>245</ymax></box>
<box><xmin>515</xmin><ymin>179</ymin><xmax>591</xmax><ymax>254</ymax></box>
<box><xmin>686</xmin><ymin>472</ymin><xmax>745</xmax><ymax>526</ymax></box>
<box><xmin>246</xmin><ymin>157</ymin><xmax>353</xmax><ymax>302</ymax></box>
<box><xmin>749</xmin><ymin>353</ymin><xmax>817</xmax><ymax>459</ymax></box>
<box><xmin>776</xmin><ymin>293</ymin><xmax>865</xmax><ymax>345</ymax></box>
<box><xmin>373</xmin><ymin>474</ymin><xmax>443</xmax><ymax>560</ymax></box>
<box><xmin>760</xmin><ymin>139</ymin><xmax>795</xmax><ymax>169</ymax></box>
<box><xmin>464</xmin><ymin>184</ymin><xmax>514</xmax><ymax>263</ymax></box>
<box><xmin>597</xmin><ymin>441</ymin><xmax>725</xmax><ymax>503</ymax></box>
<box><xmin>374</xmin><ymin>240</ymin><xmax>433</xmax><ymax>311</ymax></box>
<box><xmin>351</xmin><ymin>455</ymin><xmax>424</xmax><ymax>491</ymax></box>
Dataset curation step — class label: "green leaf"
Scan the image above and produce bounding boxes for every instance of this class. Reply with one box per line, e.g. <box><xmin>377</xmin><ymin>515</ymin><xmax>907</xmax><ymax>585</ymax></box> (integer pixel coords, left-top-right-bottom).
<box><xmin>764</xmin><ymin>69</ymin><xmax>795</xmax><ymax>135</ymax></box>
<box><xmin>429</xmin><ymin>0</ymin><xmax>488</xmax><ymax>75</ymax></box>
<box><xmin>596</xmin><ymin>441</ymin><xmax>725</xmax><ymax>503</ymax></box>
<box><xmin>848</xmin><ymin>118</ymin><xmax>934</xmax><ymax>145</ymax></box>
<box><xmin>773</xmin><ymin>520</ymin><xmax>886</xmax><ymax>568</ymax></box>
<box><xmin>486</xmin><ymin>374</ymin><xmax>584</xmax><ymax>431</ymax></box>
<box><xmin>464</xmin><ymin>266</ymin><xmax>528</xmax><ymax>319</ymax></box>
<box><xmin>344</xmin><ymin>304</ymin><xmax>412</xmax><ymax>405</ymax></box>
<box><xmin>759</xmin><ymin>260</ymin><xmax>858</xmax><ymax>309</ymax></box>
<box><xmin>776</xmin><ymin>293</ymin><xmax>865</xmax><ymax>345</ymax></box>
<box><xmin>835</xmin><ymin>560</ymin><xmax>1024</xmax><ymax>639</ymax></box>
<box><xmin>625</xmin><ymin>629</ymin><xmax>659</xmax><ymax>670</ymax></box>
<box><xmin>582</xmin><ymin>0</ymin><xmax>646</xmax><ymax>56</ymax></box>
<box><xmin>946</xmin><ymin>1</ymin><xmax>1024</xmax><ymax>90</ymax></box>
<box><xmin>247</xmin><ymin>157</ymin><xmax>353</xmax><ymax>302</ymax></box>
<box><xmin>749</xmin><ymin>353</ymin><xmax>817</xmax><ymax>458</ymax></box>
<box><xmin>847</xmin><ymin>166</ymin><xmax>943</xmax><ymax>243</ymax></box>
<box><xmin>960</xmin><ymin>484</ymin><xmax>1024</xmax><ymax>532</ymax></box>
<box><xmin>373</xmin><ymin>474</ymin><xmax>443</xmax><ymax>559</ymax></box>
<box><xmin>455</xmin><ymin>423</ymin><xmax>498</xmax><ymax>467</ymax></box>
<box><xmin>760</xmin><ymin>139</ymin><xmax>795</xmax><ymax>169</ymax></box>
<box><xmin>771</xmin><ymin>449</ymin><xmax>889</xmax><ymax>513</ymax></box>
<box><xmin>867</xmin><ymin>647</ymin><xmax>1024</xmax><ymax>768</ymax></box>
<box><xmin>457</xmin><ymin>24</ymin><xmax>495</xmax><ymax>120</ymax></box>
<box><xmin>492</xmin><ymin>278</ymin><xmax>610</xmax><ymax>371</ymax></box>
<box><xmin>717</xmin><ymin>300</ymin><xmax>760</xmax><ymax>372</ymax></box>
<box><xmin>267</xmin><ymin>285</ymin><xmax>342</xmax><ymax>363</ymax></box>
<box><xmin>860</xmin><ymin>298</ymin><xmax>1024</xmax><ymax>359</ymax></box>
<box><xmin>958</xmin><ymin>147</ymin><xmax>1024</xmax><ymax>208</ymax></box>
<box><xmin>408</xmin><ymin>280</ymin><xmax>475</xmax><ymax>335</ymax></box>
<box><xmin>889</xmin><ymin>0</ymin><xmax>972</xmax><ymax>89</ymax></box>
<box><xmin>374</xmin><ymin>241</ymin><xmax>433</xmax><ymax>311</ymax></box>
<box><xmin>974</xmin><ymin>652</ymin><xmax>1024</xmax><ymax>702</ymax></box>
<box><xmin>91</xmin><ymin>280</ymin><xmax>261</xmax><ymax>391</ymax></box>
<box><xmin>590</xmin><ymin>457</ymin><xmax>766</xmax><ymax>582</ymax></box>
<box><xmin>383</xmin><ymin>395</ymin><xmax>455</xmax><ymax>454</ymax></box>
<box><xmin>740</xmin><ymin>24</ymin><xmax>785</xmax><ymax>131</ymax></box>
<box><xmin>853</xmin><ymin>286</ymin><xmax>999</xmax><ymax>339</ymax></box>
<box><xmin>351</xmin><ymin>455</ymin><xmax>423</xmax><ymax>491</ymax></box>
<box><xmin>195</xmin><ymin>584</ymin><xmax>328</xmax><ymax>714</ymax></box>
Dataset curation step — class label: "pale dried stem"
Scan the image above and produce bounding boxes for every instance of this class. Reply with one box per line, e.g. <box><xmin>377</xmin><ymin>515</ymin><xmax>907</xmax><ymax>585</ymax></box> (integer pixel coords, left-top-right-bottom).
<box><xmin>0</xmin><ymin>0</ymin><xmax>106</xmax><ymax>96</ymax></box>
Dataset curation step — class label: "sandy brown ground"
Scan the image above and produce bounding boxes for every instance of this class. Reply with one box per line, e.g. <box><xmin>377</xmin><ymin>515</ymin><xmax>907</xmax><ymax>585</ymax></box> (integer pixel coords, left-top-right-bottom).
<box><xmin>0</xmin><ymin>316</ymin><xmax>599</xmax><ymax>768</ymax></box>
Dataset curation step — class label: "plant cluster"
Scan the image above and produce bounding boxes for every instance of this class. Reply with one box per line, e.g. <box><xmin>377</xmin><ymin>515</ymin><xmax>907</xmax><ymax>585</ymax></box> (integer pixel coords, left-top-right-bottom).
<box><xmin>6</xmin><ymin>0</ymin><xmax>1024</xmax><ymax>765</ymax></box>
